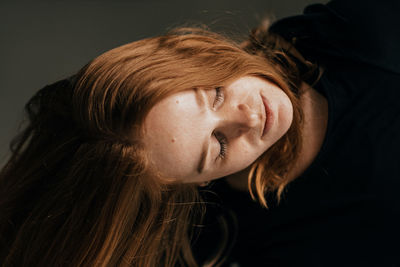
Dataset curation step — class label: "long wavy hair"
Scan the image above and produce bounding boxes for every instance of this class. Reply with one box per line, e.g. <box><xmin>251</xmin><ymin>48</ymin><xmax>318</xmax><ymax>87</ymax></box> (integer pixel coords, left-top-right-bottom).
<box><xmin>0</xmin><ymin>22</ymin><xmax>319</xmax><ymax>266</ymax></box>
<box><xmin>241</xmin><ymin>19</ymin><xmax>321</xmax><ymax>206</ymax></box>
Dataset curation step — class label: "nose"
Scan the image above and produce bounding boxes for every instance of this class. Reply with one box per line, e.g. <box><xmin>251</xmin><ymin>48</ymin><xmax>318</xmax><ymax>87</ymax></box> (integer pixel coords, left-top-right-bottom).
<box><xmin>222</xmin><ymin>103</ymin><xmax>260</xmax><ymax>139</ymax></box>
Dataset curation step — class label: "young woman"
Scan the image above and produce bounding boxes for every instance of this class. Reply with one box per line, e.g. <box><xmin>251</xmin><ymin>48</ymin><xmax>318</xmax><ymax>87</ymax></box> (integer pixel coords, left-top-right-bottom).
<box><xmin>1</xmin><ymin>0</ymin><xmax>399</xmax><ymax>266</ymax></box>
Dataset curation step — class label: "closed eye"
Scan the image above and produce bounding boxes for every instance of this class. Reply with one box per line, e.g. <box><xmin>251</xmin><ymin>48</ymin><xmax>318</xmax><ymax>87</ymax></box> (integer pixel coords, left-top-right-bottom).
<box><xmin>213</xmin><ymin>131</ymin><xmax>228</xmax><ymax>159</ymax></box>
<box><xmin>212</xmin><ymin>87</ymin><xmax>227</xmax><ymax>159</ymax></box>
<box><xmin>213</xmin><ymin>87</ymin><xmax>224</xmax><ymax>110</ymax></box>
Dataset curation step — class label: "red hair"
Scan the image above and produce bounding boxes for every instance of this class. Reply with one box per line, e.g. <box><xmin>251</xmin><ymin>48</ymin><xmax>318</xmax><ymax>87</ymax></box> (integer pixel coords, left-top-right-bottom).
<box><xmin>0</xmin><ymin>24</ymin><xmax>319</xmax><ymax>266</ymax></box>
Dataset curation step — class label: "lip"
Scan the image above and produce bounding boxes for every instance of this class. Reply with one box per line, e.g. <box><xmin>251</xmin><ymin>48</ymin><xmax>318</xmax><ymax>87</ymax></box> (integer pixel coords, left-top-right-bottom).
<box><xmin>261</xmin><ymin>95</ymin><xmax>274</xmax><ymax>137</ymax></box>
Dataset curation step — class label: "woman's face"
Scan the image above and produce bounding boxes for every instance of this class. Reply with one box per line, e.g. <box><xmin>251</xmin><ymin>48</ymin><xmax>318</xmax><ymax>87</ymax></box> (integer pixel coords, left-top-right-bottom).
<box><xmin>143</xmin><ymin>76</ymin><xmax>293</xmax><ymax>184</ymax></box>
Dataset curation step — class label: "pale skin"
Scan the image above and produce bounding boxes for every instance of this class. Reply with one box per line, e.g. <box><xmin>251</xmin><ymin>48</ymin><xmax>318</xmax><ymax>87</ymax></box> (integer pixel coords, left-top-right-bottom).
<box><xmin>143</xmin><ymin>74</ymin><xmax>328</xmax><ymax>188</ymax></box>
<box><xmin>225</xmin><ymin>82</ymin><xmax>328</xmax><ymax>191</ymax></box>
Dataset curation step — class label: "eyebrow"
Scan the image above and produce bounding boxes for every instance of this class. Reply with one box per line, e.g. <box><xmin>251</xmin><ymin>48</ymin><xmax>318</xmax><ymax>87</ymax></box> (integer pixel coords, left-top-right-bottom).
<box><xmin>194</xmin><ymin>88</ymin><xmax>205</xmax><ymax>111</ymax></box>
<box><xmin>195</xmin><ymin>88</ymin><xmax>209</xmax><ymax>174</ymax></box>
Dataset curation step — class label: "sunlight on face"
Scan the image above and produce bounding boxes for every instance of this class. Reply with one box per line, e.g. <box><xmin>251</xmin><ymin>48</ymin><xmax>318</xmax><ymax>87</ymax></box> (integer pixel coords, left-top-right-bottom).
<box><xmin>143</xmin><ymin>76</ymin><xmax>293</xmax><ymax>184</ymax></box>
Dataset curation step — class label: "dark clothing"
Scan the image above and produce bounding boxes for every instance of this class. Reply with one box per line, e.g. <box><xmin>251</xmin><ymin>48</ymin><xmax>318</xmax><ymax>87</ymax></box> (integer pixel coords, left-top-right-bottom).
<box><xmin>193</xmin><ymin>1</ymin><xmax>400</xmax><ymax>266</ymax></box>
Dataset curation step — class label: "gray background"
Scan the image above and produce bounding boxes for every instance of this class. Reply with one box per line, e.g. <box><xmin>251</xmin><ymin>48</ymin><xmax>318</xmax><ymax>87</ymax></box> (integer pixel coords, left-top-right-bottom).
<box><xmin>0</xmin><ymin>0</ymin><xmax>327</xmax><ymax>166</ymax></box>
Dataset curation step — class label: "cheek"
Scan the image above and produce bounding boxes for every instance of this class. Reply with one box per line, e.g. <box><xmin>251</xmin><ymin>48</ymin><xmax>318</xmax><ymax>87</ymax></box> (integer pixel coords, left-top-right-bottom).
<box><xmin>229</xmin><ymin>143</ymin><xmax>262</xmax><ymax>172</ymax></box>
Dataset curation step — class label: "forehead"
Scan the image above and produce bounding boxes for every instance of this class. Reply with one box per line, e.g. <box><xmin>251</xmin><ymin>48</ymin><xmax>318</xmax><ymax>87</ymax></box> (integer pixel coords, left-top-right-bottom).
<box><xmin>143</xmin><ymin>89</ymin><xmax>205</xmax><ymax>180</ymax></box>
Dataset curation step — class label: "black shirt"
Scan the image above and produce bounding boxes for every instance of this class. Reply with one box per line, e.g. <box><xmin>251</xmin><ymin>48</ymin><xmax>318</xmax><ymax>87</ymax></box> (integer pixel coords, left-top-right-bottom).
<box><xmin>193</xmin><ymin>1</ymin><xmax>400</xmax><ymax>266</ymax></box>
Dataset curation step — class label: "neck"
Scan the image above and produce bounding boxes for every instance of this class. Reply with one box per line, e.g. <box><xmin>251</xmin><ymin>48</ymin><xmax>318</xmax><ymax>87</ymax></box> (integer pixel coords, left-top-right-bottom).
<box><xmin>225</xmin><ymin>83</ymin><xmax>329</xmax><ymax>192</ymax></box>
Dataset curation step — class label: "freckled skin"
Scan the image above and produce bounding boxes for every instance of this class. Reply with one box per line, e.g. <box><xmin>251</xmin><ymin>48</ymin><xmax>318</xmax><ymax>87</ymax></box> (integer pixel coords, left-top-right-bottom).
<box><xmin>143</xmin><ymin>76</ymin><xmax>294</xmax><ymax>183</ymax></box>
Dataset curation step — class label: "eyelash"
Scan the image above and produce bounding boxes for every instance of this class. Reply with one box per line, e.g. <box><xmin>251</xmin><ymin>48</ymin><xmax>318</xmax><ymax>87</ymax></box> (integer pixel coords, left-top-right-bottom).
<box><xmin>214</xmin><ymin>131</ymin><xmax>228</xmax><ymax>159</ymax></box>
<box><xmin>213</xmin><ymin>86</ymin><xmax>224</xmax><ymax>109</ymax></box>
<box><xmin>212</xmin><ymin>87</ymin><xmax>227</xmax><ymax>159</ymax></box>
